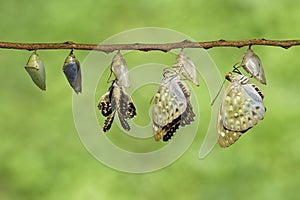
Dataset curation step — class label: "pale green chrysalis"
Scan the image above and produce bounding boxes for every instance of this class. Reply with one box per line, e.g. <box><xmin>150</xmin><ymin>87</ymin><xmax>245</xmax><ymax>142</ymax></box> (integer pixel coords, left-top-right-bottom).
<box><xmin>24</xmin><ymin>51</ymin><xmax>46</xmax><ymax>91</ymax></box>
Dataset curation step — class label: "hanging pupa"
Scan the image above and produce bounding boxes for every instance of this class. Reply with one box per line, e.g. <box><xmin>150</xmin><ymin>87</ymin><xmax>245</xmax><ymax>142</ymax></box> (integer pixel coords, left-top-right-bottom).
<box><xmin>24</xmin><ymin>51</ymin><xmax>46</xmax><ymax>91</ymax></box>
<box><xmin>241</xmin><ymin>48</ymin><xmax>266</xmax><ymax>85</ymax></box>
<box><xmin>110</xmin><ymin>51</ymin><xmax>130</xmax><ymax>88</ymax></box>
<box><xmin>63</xmin><ymin>50</ymin><xmax>82</xmax><ymax>94</ymax></box>
<box><xmin>172</xmin><ymin>50</ymin><xmax>199</xmax><ymax>86</ymax></box>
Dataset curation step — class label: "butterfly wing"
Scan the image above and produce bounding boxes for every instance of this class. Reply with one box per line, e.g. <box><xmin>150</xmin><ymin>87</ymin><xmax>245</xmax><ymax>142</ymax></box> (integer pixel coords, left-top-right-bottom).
<box><xmin>103</xmin><ymin>111</ymin><xmax>116</xmax><ymax>132</ymax></box>
<box><xmin>98</xmin><ymin>91</ymin><xmax>116</xmax><ymax>132</ymax></box>
<box><xmin>152</xmin><ymin>77</ymin><xmax>187</xmax><ymax>141</ymax></box>
<box><xmin>162</xmin><ymin>116</ymin><xmax>181</xmax><ymax>142</ymax></box>
<box><xmin>98</xmin><ymin>83</ymin><xmax>116</xmax><ymax>132</ymax></box>
<box><xmin>217</xmin><ymin>110</ymin><xmax>243</xmax><ymax>148</ymax></box>
<box><xmin>221</xmin><ymin>81</ymin><xmax>266</xmax><ymax>132</ymax></box>
<box><xmin>117</xmin><ymin>86</ymin><xmax>137</xmax><ymax>131</ymax></box>
<box><xmin>119</xmin><ymin>88</ymin><xmax>137</xmax><ymax>119</ymax></box>
<box><xmin>118</xmin><ymin>113</ymin><xmax>130</xmax><ymax>131</ymax></box>
<box><xmin>98</xmin><ymin>92</ymin><xmax>112</xmax><ymax>117</ymax></box>
<box><xmin>176</xmin><ymin>80</ymin><xmax>195</xmax><ymax>126</ymax></box>
<box><xmin>152</xmin><ymin>86</ymin><xmax>180</xmax><ymax>141</ymax></box>
<box><xmin>180</xmin><ymin>101</ymin><xmax>195</xmax><ymax>127</ymax></box>
<box><xmin>217</xmin><ymin>79</ymin><xmax>243</xmax><ymax>147</ymax></box>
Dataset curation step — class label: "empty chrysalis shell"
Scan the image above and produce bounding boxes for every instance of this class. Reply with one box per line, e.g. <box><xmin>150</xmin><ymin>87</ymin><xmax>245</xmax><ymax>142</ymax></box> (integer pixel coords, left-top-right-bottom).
<box><xmin>24</xmin><ymin>51</ymin><xmax>46</xmax><ymax>90</ymax></box>
<box><xmin>111</xmin><ymin>51</ymin><xmax>130</xmax><ymax>87</ymax></box>
<box><xmin>241</xmin><ymin>48</ymin><xmax>266</xmax><ymax>85</ymax></box>
<box><xmin>173</xmin><ymin>50</ymin><xmax>199</xmax><ymax>86</ymax></box>
<box><xmin>63</xmin><ymin>51</ymin><xmax>82</xmax><ymax>94</ymax></box>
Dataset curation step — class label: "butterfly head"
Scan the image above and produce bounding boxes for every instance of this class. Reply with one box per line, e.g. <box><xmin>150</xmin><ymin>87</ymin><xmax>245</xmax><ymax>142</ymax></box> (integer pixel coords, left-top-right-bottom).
<box><xmin>225</xmin><ymin>72</ymin><xmax>249</xmax><ymax>84</ymax></box>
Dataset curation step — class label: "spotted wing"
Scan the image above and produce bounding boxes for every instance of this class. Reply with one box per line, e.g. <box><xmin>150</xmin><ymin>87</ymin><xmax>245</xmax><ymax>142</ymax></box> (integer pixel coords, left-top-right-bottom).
<box><xmin>152</xmin><ymin>78</ymin><xmax>187</xmax><ymax>141</ymax></box>
<box><xmin>117</xmin><ymin>114</ymin><xmax>130</xmax><ymax>131</ymax></box>
<box><xmin>119</xmin><ymin>88</ymin><xmax>137</xmax><ymax>119</ymax></box>
<box><xmin>97</xmin><ymin>92</ymin><xmax>112</xmax><ymax>117</ymax></box>
<box><xmin>97</xmin><ymin>83</ymin><xmax>116</xmax><ymax>132</ymax></box>
<box><xmin>162</xmin><ymin>116</ymin><xmax>181</xmax><ymax>142</ymax></box>
<box><xmin>103</xmin><ymin>111</ymin><xmax>116</xmax><ymax>132</ymax></box>
<box><xmin>152</xmin><ymin>86</ymin><xmax>182</xmax><ymax>141</ymax></box>
<box><xmin>176</xmin><ymin>80</ymin><xmax>195</xmax><ymax>126</ymax></box>
<box><xmin>220</xmin><ymin>81</ymin><xmax>266</xmax><ymax>132</ymax></box>
<box><xmin>159</xmin><ymin>89</ymin><xmax>195</xmax><ymax>141</ymax></box>
<box><xmin>217</xmin><ymin>111</ymin><xmax>243</xmax><ymax>148</ymax></box>
<box><xmin>116</xmin><ymin>87</ymin><xmax>137</xmax><ymax>131</ymax></box>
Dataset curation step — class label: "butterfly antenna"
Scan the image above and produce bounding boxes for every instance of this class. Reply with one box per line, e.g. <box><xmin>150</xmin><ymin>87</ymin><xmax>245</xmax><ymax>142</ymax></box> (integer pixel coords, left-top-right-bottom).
<box><xmin>149</xmin><ymin>93</ymin><xmax>155</xmax><ymax>104</ymax></box>
<box><xmin>163</xmin><ymin>66</ymin><xmax>175</xmax><ymax>73</ymax></box>
<box><xmin>106</xmin><ymin>68</ymin><xmax>114</xmax><ymax>83</ymax></box>
<box><xmin>210</xmin><ymin>79</ymin><xmax>226</xmax><ymax>106</ymax></box>
<box><xmin>232</xmin><ymin>62</ymin><xmax>242</xmax><ymax>74</ymax></box>
<box><xmin>108</xmin><ymin>80</ymin><xmax>115</xmax><ymax>92</ymax></box>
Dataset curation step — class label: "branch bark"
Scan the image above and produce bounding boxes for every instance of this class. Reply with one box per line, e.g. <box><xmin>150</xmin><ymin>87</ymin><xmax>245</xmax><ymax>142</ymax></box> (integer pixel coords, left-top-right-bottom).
<box><xmin>0</xmin><ymin>39</ymin><xmax>299</xmax><ymax>53</ymax></box>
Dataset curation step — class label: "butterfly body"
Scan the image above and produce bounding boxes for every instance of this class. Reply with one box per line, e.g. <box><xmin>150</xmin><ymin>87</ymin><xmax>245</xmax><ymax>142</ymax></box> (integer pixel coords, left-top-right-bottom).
<box><xmin>98</xmin><ymin>82</ymin><xmax>136</xmax><ymax>132</ymax></box>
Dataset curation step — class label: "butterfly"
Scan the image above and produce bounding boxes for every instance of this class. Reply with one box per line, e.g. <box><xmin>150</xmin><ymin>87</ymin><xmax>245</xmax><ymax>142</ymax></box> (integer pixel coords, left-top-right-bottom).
<box><xmin>172</xmin><ymin>50</ymin><xmax>199</xmax><ymax>86</ymax></box>
<box><xmin>241</xmin><ymin>48</ymin><xmax>266</xmax><ymax>85</ymax></box>
<box><xmin>98</xmin><ymin>81</ymin><xmax>136</xmax><ymax>132</ymax></box>
<box><xmin>152</xmin><ymin>69</ymin><xmax>195</xmax><ymax>142</ymax></box>
<box><xmin>217</xmin><ymin>72</ymin><xmax>266</xmax><ymax>147</ymax></box>
<box><xmin>110</xmin><ymin>51</ymin><xmax>130</xmax><ymax>88</ymax></box>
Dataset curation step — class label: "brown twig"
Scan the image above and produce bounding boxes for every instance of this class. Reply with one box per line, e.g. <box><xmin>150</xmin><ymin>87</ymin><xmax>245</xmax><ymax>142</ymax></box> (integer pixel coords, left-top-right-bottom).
<box><xmin>0</xmin><ymin>39</ymin><xmax>299</xmax><ymax>53</ymax></box>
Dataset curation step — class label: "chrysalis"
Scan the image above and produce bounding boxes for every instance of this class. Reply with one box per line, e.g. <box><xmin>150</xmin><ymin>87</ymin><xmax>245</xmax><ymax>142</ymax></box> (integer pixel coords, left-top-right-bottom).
<box><xmin>63</xmin><ymin>51</ymin><xmax>82</xmax><ymax>94</ymax></box>
<box><xmin>241</xmin><ymin>48</ymin><xmax>266</xmax><ymax>85</ymax></box>
<box><xmin>98</xmin><ymin>81</ymin><xmax>136</xmax><ymax>132</ymax></box>
<box><xmin>173</xmin><ymin>50</ymin><xmax>199</xmax><ymax>86</ymax></box>
<box><xmin>24</xmin><ymin>51</ymin><xmax>46</xmax><ymax>90</ymax></box>
<box><xmin>110</xmin><ymin>51</ymin><xmax>130</xmax><ymax>88</ymax></box>
<box><xmin>217</xmin><ymin>72</ymin><xmax>266</xmax><ymax>147</ymax></box>
<box><xmin>152</xmin><ymin>69</ymin><xmax>195</xmax><ymax>142</ymax></box>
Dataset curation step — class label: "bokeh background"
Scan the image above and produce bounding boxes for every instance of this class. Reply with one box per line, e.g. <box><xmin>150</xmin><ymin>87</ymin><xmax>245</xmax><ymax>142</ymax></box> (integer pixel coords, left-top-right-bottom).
<box><xmin>1</xmin><ymin>0</ymin><xmax>300</xmax><ymax>199</ymax></box>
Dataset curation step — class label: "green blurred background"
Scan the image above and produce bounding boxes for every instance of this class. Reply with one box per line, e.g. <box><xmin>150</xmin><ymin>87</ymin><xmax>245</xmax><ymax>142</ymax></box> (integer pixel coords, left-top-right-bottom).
<box><xmin>1</xmin><ymin>0</ymin><xmax>300</xmax><ymax>199</ymax></box>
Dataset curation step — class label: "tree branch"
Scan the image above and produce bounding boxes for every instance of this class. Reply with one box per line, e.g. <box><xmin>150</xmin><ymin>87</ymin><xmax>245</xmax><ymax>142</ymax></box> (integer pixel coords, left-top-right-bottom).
<box><xmin>0</xmin><ymin>39</ymin><xmax>299</xmax><ymax>53</ymax></box>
